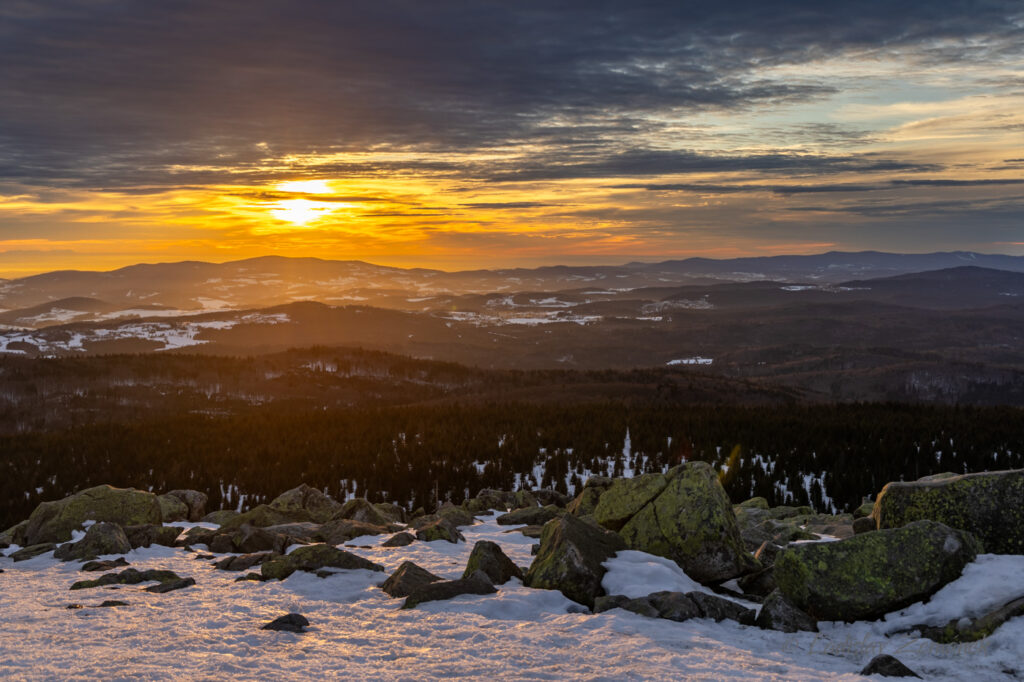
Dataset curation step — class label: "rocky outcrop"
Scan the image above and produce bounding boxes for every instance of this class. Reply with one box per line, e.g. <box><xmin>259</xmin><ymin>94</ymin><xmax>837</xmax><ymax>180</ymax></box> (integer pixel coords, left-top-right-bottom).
<box><xmin>873</xmin><ymin>469</ymin><xmax>1024</xmax><ymax>554</ymax></box>
<box><xmin>260</xmin><ymin>544</ymin><xmax>384</xmax><ymax>580</ymax></box>
<box><xmin>23</xmin><ymin>485</ymin><xmax>162</xmax><ymax>545</ymax></box>
<box><xmin>54</xmin><ymin>522</ymin><xmax>131</xmax><ymax>561</ymax></box>
<box><xmin>523</xmin><ymin>514</ymin><xmax>626</xmax><ymax>608</ymax></box>
<box><xmin>774</xmin><ymin>520</ymin><xmax>981</xmax><ymax>621</ymax></box>
<box><xmin>495</xmin><ymin>505</ymin><xmax>561</xmax><ymax>527</ymax></box>
<box><xmin>401</xmin><ymin>570</ymin><xmax>497</xmax><ymax>609</ymax></box>
<box><xmin>463</xmin><ymin>540</ymin><xmax>523</xmax><ymax>584</ymax></box>
<box><xmin>613</xmin><ymin>463</ymin><xmax>758</xmax><ymax>583</ymax></box>
<box><xmin>380</xmin><ymin>561</ymin><xmax>444</xmax><ymax>598</ymax></box>
<box><xmin>755</xmin><ymin>590</ymin><xmax>818</xmax><ymax>633</ymax></box>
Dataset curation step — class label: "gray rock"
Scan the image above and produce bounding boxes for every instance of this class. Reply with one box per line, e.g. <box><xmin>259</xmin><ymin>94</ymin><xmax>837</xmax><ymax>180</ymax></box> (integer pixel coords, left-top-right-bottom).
<box><xmin>200</xmin><ymin>510</ymin><xmax>238</xmax><ymax>525</ymax></box>
<box><xmin>380</xmin><ymin>561</ymin><xmax>444</xmax><ymax>598</ymax></box>
<box><xmin>463</xmin><ymin>540</ymin><xmax>523</xmax><ymax>584</ymax></box>
<box><xmin>166</xmin><ymin>490</ymin><xmax>208</xmax><ymax>521</ymax></box>
<box><xmin>260</xmin><ymin>544</ymin><xmax>384</xmax><ymax>580</ymax></box>
<box><xmin>873</xmin><ymin>468</ymin><xmax>1024</xmax><ymax>554</ymax></box>
<box><xmin>401</xmin><ymin>570</ymin><xmax>497</xmax><ymax>609</ymax></box>
<box><xmin>320</xmin><ymin>519</ymin><xmax>393</xmax><ymax>544</ymax></box>
<box><xmin>381</xmin><ymin>532</ymin><xmax>415</xmax><ymax>547</ymax></box>
<box><xmin>755</xmin><ymin>590</ymin><xmax>818</xmax><ymax>633</ymax></box>
<box><xmin>98</xmin><ymin>600</ymin><xmax>128</xmax><ymax>608</ymax></box>
<box><xmin>213</xmin><ymin>552</ymin><xmax>277</xmax><ymax>571</ymax></box>
<box><xmin>124</xmin><ymin>524</ymin><xmax>183</xmax><ymax>549</ymax></box>
<box><xmin>737</xmin><ymin>567</ymin><xmax>776</xmax><ymax>598</ymax></box>
<box><xmin>0</xmin><ymin>520</ymin><xmax>28</xmax><ymax>548</ymax></box>
<box><xmin>144</xmin><ymin>577</ymin><xmax>196</xmax><ymax>593</ymax></box>
<box><xmin>54</xmin><ymin>522</ymin><xmax>132</xmax><ymax>561</ymax></box>
<box><xmin>11</xmin><ymin>543</ymin><xmax>56</xmax><ymax>561</ymax></box>
<box><xmin>332</xmin><ymin>498</ymin><xmax>392</xmax><ymax>526</ymax></box>
<box><xmin>70</xmin><ymin>568</ymin><xmax>187</xmax><ymax>590</ymax></box>
<box><xmin>523</xmin><ymin>514</ymin><xmax>626</xmax><ymax>609</ymax></box>
<box><xmin>24</xmin><ymin>485</ymin><xmax>162</xmax><ymax>545</ymax></box>
<box><xmin>686</xmin><ymin>591</ymin><xmax>756</xmax><ymax>625</ymax></box>
<box><xmin>774</xmin><ymin>520</ymin><xmax>980</xmax><ymax>622</ymax></box>
<box><xmin>436</xmin><ymin>502</ymin><xmax>476</xmax><ymax>528</ymax></box>
<box><xmin>859</xmin><ymin>654</ymin><xmax>921</xmax><ymax>678</ymax></box>
<box><xmin>262</xmin><ymin>522</ymin><xmax>323</xmax><ymax>541</ymax></box>
<box><xmin>912</xmin><ymin>594</ymin><xmax>1024</xmax><ymax>644</ymax></box>
<box><xmin>647</xmin><ymin>591</ymin><xmax>703</xmax><ymax>622</ymax></box>
<box><xmin>496</xmin><ymin>505</ymin><xmax>562</xmax><ymax>527</ymax></box>
<box><xmin>415</xmin><ymin>518</ymin><xmax>464</xmax><ymax>544</ymax></box>
<box><xmin>157</xmin><ymin>494</ymin><xmax>190</xmax><ymax>523</ymax></box>
<box><xmin>81</xmin><ymin>558</ymin><xmax>130</xmax><ymax>572</ymax></box>
<box><xmin>262</xmin><ymin>613</ymin><xmax>309</xmax><ymax>633</ymax></box>
<box><xmin>268</xmin><ymin>484</ymin><xmax>342</xmax><ymax>523</ymax></box>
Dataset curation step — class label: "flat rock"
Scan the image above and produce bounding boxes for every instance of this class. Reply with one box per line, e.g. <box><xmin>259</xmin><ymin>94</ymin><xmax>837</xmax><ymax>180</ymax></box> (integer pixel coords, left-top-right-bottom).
<box><xmin>320</xmin><ymin>519</ymin><xmax>393</xmax><ymax>544</ymax></box>
<box><xmin>401</xmin><ymin>570</ymin><xmax>497</xmax><ymax>609</ymax></box>
<box><xmin>262</xmin><ymin>613</ymin><xmax>309</xmax><ymax>633</ymax></box>
<box><xmin>261</xmin><ymin>543</ymin><xmax>384</xmax><ymax>580</ymax></box>
<box><xmin>11</xmin><ymin>543</ymin><xmax>56</xmax><ymax>562</ymax></box>
<box><xmin>70</xmin><ymin>568</ymin><xmax>186</xmax><ymax>591</ymax></box>
<box><xmin>213</xmin><ymin>552</ymin><xmax>277</xmax><ymax>571</ymax></box>
<box><xmin>144</xmin><ymin>577</ymin><xmax>196</xmax><ymax>593</ymax></box>
<box><xmin>496</xmin><ymin>505</ymin><xmax>562</xmax><ymax>527</ymax></box>
<box><xmin>81</xmin><ymin>557</ymin><xmax>130</xmax><ymax>572</ymax></box>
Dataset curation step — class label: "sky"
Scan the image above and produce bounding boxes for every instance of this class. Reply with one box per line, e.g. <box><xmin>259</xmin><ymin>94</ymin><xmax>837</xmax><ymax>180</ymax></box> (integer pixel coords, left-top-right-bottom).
<box><xmin>1</xmin><ymin>0</ymin><xmax>1023</xmax><ymax>276</ymax></box>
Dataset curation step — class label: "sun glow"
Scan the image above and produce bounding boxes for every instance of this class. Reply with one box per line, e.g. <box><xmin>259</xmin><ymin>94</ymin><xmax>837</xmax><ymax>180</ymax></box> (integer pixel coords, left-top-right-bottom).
<box><xmin>269</xmin><ymin>198</ymin><xmax>329</xmax><ymax>226</ymax></box>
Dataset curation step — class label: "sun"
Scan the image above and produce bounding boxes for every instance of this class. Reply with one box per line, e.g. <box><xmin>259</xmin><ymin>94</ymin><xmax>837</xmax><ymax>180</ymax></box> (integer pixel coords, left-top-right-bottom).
<box><xmin>276</xmin><ymin>179</ymin><xmax>333</xmax><ymax>194</ymax></box>
<box><xmin>268</xmin><ymin>179</ymin><xmax>338</xmax><ymax>226</ymax></box>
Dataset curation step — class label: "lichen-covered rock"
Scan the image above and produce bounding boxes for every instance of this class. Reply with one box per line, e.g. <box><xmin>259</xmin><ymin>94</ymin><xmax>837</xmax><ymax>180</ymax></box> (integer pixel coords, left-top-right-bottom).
<box><xmin>618</xmin><ymin>462</ymin><xmax>758</xmax><ymax>583</ymax></box>
<box><xmin>260</xmin><ymin>543</ymin><xmax>384</xmax><ymax>580</ymax></box>
<box><xmin>11</xmin><ymin>543</ymin><xmax>56</xmax><ymax>561</ymax></box>
<box><xmin>123</xmin><ymin>524</ymin><xmax>183</xmax><ymax>549</ymax></box>
<box><xmin>774</xmin><ymin>520</ymin><xmax>981</xmax><ymax>622</ymax></box>
<box><xmin>686</xmin><ymin>591</ymin><xmax>756</xmax><ymax>625</ymax></box>
<box><xmin>401</xmin><ymin>570</ymin><xmax>497</xmax><ymax>609</ymax></box>
<box><xmin>268</xmin><ymin>484</ymin><xmax>342</xmax><ymax>523</ymax></box>
<box><xmin>144</xmin><ymin>577</ymin><xmax>195</xmax><ymax>593</ymax></box>
<box><xmin>381</xmin><ymin>532</ymin><xmax>415</xmax><ymax>547</ymax></box>
<box><xmin>54</xmin><ymin>522</ymin><xmax>131</xmax><ymax>561</ymax></box>
<box><xmin>593</xmin><ymin>594</ymin><xmax>661</xmax><ymax>618</ymax></box>
<box><xmin>737</xmin><ymin>566</ymin><xmax>776</xmax><ymax>598</ymax></box>
<box><xmin>755</xmin><ymin>590</ymin><xmax>818</xmax><ymax>632</ymax></box>
<box><xmin>463</xmin><ymin>540</ymin><xmax>523</xmax><ymax>584</ymax></box>
<box><xmin>372</xmin><ymin>502</ymin><xmax>406</xmax><ymax>524</ymax></box>
<box><xmin>0</xmin><ymin>520</ymin><xmax>28</xmax><ymax>548</ymax></box>
<box><xmin>594</xmin><ymin>591</ymin><xmax>753</xmax><ymax>624</ymax></box>
<box><xmin>513</xmin><ymin>490</ymin><xmax>538</xmax><ymax>509</ymax></box>
<box><xmin>81</xmin><ymin>557</ymin><xmax>130</xmax><ymax>572</ymax></box>
<box><xmin>567</xmin><ymin>477</ymin><xmax>613</xmax><ymax>517</ymax></box>
<box><xmin>737</xmin><ymin>497</ymin><xmax>770</xmax><ymax>510</ymax></box>
<box><xmin>214</xmin><ymin>552</ymin><xmax>277</xmax><ymax>571</ymax></box>
<box><xmin>200</xmin><ymin>510</ymin><xmax>238</xmax><ymax>525</ymax></box>
<box><xmin>218</xmin><ymin>505</ymin><xmax>296</xmax><ymax>530</ymax></box>
<box><xmin>592</xmin><ymin>473</ymin><xmax>669</xmax><ymax>531</ymax></box>
<box><xmin>853</xmin><ymin>500</ymin><xmax>875</xmax><ymax>519</ymax></box>
<box><xmin>166</xmin><ymin>489</ymin><xmax>208</xmax><ymax>521</ymax></box>
<box><xmin>873</xmin><ymin>468</ymin><xmax>1024</xmax><ymax>554</ymax></box>
<box><xmin>415</xmin><ymin>518</ymin><xmax>464</xmax><ymax>544</ymax></box>
<box><xmin>464</xmin><ymin>489</ymin><xmax>516</xmax><ymax>514</ymax></box>
<box><xmin>436</xmin><ymin>503</ymin><xmax>476</xmax><ymax>528</ymax></box>
<box><xmin>332</xmin><ymin>498</ymin><xmax>392</xmax><ymax>526</ymax></box>
<box><xmin>157</xmin><ymin>494</ymin><xmax>190</xmax><ymax>523</ymax></box>
<box><xmin>852</xmin><ymin>517</ymin><xmax>877</xmax><ymax>535</ymax></box>
<box><xmin>24</xmin><ymin>485</ymin><xmax>162</xmax><ymax>545</ymax></box>
<box><xmin>380</xmin><ymin>561</ymin><xmax>443</xmax><ymax>598</ymax></box>
<box><xmin>262</xmin><ymin>522</ymin><xmax>323</xmax><ymax>541</ymax></box>
<box><xmin>320</xmin><ymin>519</ymin><xmax>391</xmax><ymax>544</ymax></box>
<box><xmin>523</xmin><ymin>514</ymin><xmax>626</xmax><ymax>608</ymax></box>
<box><xmin>495</xmin><ymin>505</ymin><xmax>562</xmax><ymax>527</ymax></box>
<box><xmin>532</xmin><ymin>489</ymin><xmax>572</xmax><ymax>508</ymax></box>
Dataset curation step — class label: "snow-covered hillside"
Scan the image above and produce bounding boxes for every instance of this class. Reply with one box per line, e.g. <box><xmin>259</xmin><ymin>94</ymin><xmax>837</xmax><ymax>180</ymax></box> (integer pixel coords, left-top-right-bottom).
<box><xmin>1</xmin><ymin>513</ymin><xmax>1021</xmax><ymax>680</ymax></box>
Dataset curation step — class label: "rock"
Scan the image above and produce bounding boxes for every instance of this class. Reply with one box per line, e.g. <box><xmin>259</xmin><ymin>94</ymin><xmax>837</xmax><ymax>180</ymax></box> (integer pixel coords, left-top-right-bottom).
<box><xmin>70</xmin><ymin>568</ymin><xmax>186</xmax><ymax>590</ymax></box>
<box><xmin>495</xmin><ymin>505</ymin><xmax>562</xmax><ymax>527</ymax></box>
<box><xmin>235</xmin><ymin>572</ymin><xmax>268</xmax><ymax>582</ymax></box>
<box><xmin>647</xmin><ymin>591</ymin><xmax>704</xmax><ymax>621</ymax></box>
<box><xmin>381</xmin><ymin>532</ymin><xmax>415</xmax><ymax>547</ymax></box>
<box><xmin>213</xmin><ymin>524</ymin><xmax>294</xmax><ymax>554</ymax></box>
<box><xmin>380</xmin><ymin>561</ymin><xmax>444</xmax><ymax>598</ymax></box>
<box><xmin>262</xmin><ymin>522</ymin><xmax>323</xmax><ymax>541</ymax></box>
<box><xmin>268</xmin><ymin>484</ymin><xmax>342</xmax><ymax>523</ymax></box>
<box><xmin>262</xmin><ymin>613</ymin><xmax>309</xmax><ymax>633</ymax></box>
<box><xmin>124</xmin><ymin>524</ymin><xmax>183</xmax><ymax>549</ymax></box>
<box><xmin>436</xmin><ymin>503</ymin><xmax>476</xmax><ymax>528</ymax></box>
<box><xmin>566</xmin><ymin>477</ymin><xmax>613</xmax><ymax>517</ymax></box>
<box><xmin>755</xmin><ymin>590</ymin><xmax>818</xmax><ymax>633</ymax></box>
<box><xmin>415</xmin><ymin>518</ymin><xmax>464</xmax><ymax>544</ymax></box>
<box><xmin>463</xmin><ymin>540</ymin><xmax>524</xmax><ymax>584</ymax></box>
<box><xmin>54</xmin><ymin>522</ymin><xmax>132</xmax><ymax>561</ymax></box>
<box><xmin>144</xmin><ymin>577</ymin><xmax>196</xmax><ymax>593</ymax></box>
<box><xmin>531</xmin><ymin>543</ymin><xmax>540</xmax><ymax>555</ymax></box>
<box><xmin>401</xmin><ymin>570</ymin><xmax>497</xmax><ymax>609</ymax></box>
<box><xmin>617</xmin><ymin>462</ymin><xmax>758</xmax><ymax>583</ymax></box>
<box><xmin>11</xmin><ymin>543</ymin><xmax>56</xmax><ymax>561</ymax></box>
<box><xmin>260</xmin><ymin>544</ymin><xmax>384</xmax><ymax>580</ymax></box>
<box><xmin>177</xmin><ymin>526</ymin><xmax>216</xmax><ymax>548</ymax></box>
<box><xmin>320</xmin><ymin>519</ymin><xmax>391</xmax><ymax>544</ymax></box>
<box><xmin>0</xmin><ymin>520</ymin><xmax>28</xmax><ymax>547</ymax></box>
<box><xmin>853</xmin><ymin>517</ymin><xmax>877</xmax><ymax>535</ymax></box>
<box><xmin>774</xmin><ymin>520</ymin><xmax>980</xmax><ymax>622</ymax></box>
<box><xmin>157</xmin><ymin>494</ymin><xmax>190</xmax><ymax>523</ymax></box>
<box><xmin>213</xmin><ymin>552</ymin><xmax>277</xmax><ymax>571</ymax></box>
<box><xmin>593</xmin><ymin>594</ymin><xmax>660</xmax><ymax>618</ymax></box>
<box><xmin>373</xmin><ymin>502</ymin><xmax>407</xmax><ymax>524</ymax></box>
<box><xmin>332</xmin><ymin>498</ymin><xmax>392</xmax><ymax>526</ymax></box>
<box><xmin>737</xmin><ymin>567</ymin><xmax>776</xmax><ymax>598</ymax></box>
<box><xmin>98</xmin><ymin>600</ymin><xmax>128</xmax><ymax>608</ymax></box>
<box><xmin>873</xmin><ymin>468</ymin><xmax>1024</xmax><ymax>554</ymax></box>
<box><xmin>913</xmin><ymin>594</ymin><xmax>1024</xmax><ymax>644</ymax></box>
<box><xmin>753</xmin><ymin>541</ymin><xmax>785</xmax><ymax>567</ymax></box>
<box><xmin>859</xmin><ymin>654</ymin><xmax>922</xmax><ymax>678</ymax></box>
<box><xmin>503</xmin><ymin>525</ymin><xmax>544</xmax><ymax>539</ymax></box>
<box><xmin>200</xmin><ymin>510</ymin><xmax>238</xmax><ymax>525</ymax></box>
<box><xmin>513</xmin><ymin>490</ymin><xmax>538</xmax><ymax>509</ymax></box>
<box><xmin>686</xmin><ymin>591</ymin><xmax>756</xmax><ymax>625</ymax></box>
<box><xmin>523</xmin><ymin>513</ymin><xmax>626</xmax><ymax>608</ymax></box>
<box><xmin>853</xmin><ymin>501</ymin><xmax>875</xmax><ymax>519</ymax></box>
<box><xmin>24</xmin><ymin>485</ymin><xmax>162</xmax><ymax>545</ymax></box>
<box><xmin>166</xmin><ymin>490</ymin><xmax>208</xmax><ymax>521</ymax></box>
<box><xmin>738</xmin><ymin>497</ymin><xmax>770</xmax><ymax>510</ymax></box>
<box><xmin>465</xmin><ymin>489</ymin><xmax>516</xmax><ymax>514</ymax></box>
<box><xmin>218</xmin><ymin>505</ymin><xmax>296</xmax><ymax>530</ymax></box>
<box><xmin>81</xmin><ymin>558</ymin><xmax>130</xmax><ymax>572</ymax></box>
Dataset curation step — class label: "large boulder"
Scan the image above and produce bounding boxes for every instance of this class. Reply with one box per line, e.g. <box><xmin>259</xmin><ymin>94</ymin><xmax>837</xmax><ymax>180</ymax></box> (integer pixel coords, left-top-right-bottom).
<box><xmin>218</xmin><ymin>505</ymin><xmax>296</xmax><ymax>530</ymax></box>
<box><xmin>124</xmin><ymin>524</ymin><xmax>183</xmax><ymax>549</ymax></box>
<box><xmin>523</xmin><ymin>514</ymin><xmax>626</xmax><ymax>608</ymax></box>
<box><xmin>567</xmin><ymin>477</ymin><xmax>613</xmax><ymax>518</ymax></box>
<box><xmin>616</xmin><ymin>462</ymin><xmax>758</xmax><ymax>583</ymax></box>
<box><xmin>332</xmin><ymin>498</ymin><xmax>392</xmax><ymax>527</ymax></box>
<box><xmin>755</xmin><ymin>590</ymin><xmax>818</xmax><ymax>632</ymax></box>
<box><xmin>320</xmin><ymin>519</ymin><xmax>392</xmax><ymax>544</ymax></box>
<box><xmin>166</xmin><ymin>490</ymin><xmax>208</xmax><ymax>521</ymax></box>
<box><xmin>595</xmin><ymin>590</ymin><xmax>754</xmax><ymax>625</ymax></box>
<box><xmin>201</xmin><ymin>510</ymin><xmax>238</xmax><ymax>525</ymax></box>
<box><xmin>463</xmin><ymin>540</ymin><xmax>523</xmax><ymax>584</ymax></box>
<box><xmin>495</xmin><ymin>505</ymin><xmax>562</xmax><ymax>527</ymax></box>
<box><xmin>774</xmin><ymin>520</ymin><xmax>981</xmax><ymax>622</ymax></box>
<box><xmin>415</xmin><ymin>518</ymin><xmax>464</xmax><ymax>544</ymax></box>
<box><xmin>53</xmin><ymin>522</ymin><xmax>132</xmax><ymax>561</ymax></box>
<box><xmin>436</xmin><ymin>503</ymin><xmax>476</xmax><ymax>528</ymax></box>
<box><xmin>873</xmin><ymin>469</ymin><xmax>1024</xmax><ymax>554</ymax></box>
<box><xmin>24</xmin><ymin>485</ymin><xmax>162</xmax><ymax>545</ymax></box>
<box><xmin>0</xmin><ymin>520</ymin><xmax>28</xmax><ymax>548</ymax></box>
<box><xmin>268</xmin><ymin>484</ymin><xmax>342</xmax><ymax>523</ymax></box>
<box><xmin>380</xmin><ymin>561</ymin><xmax>444</xmax><ymax>598</ymax></box>
<box><xmin>593</xmin><ymin>472</ymin><xmax>669</xmax><ymax>531</ymax></box>
<box><xmin>401</xmin><ymin>570</ymin><xmax>497</xmax><ymax>609</ymax></box>
<box><xmin>260</xmin><ymin>544</ymin><xmax>384</xmax><ymax>580</ymax></box>
<box><xmin>157</xmin><ymin>495</ymin><xmax>190</xmax><ymax>523</ymax></box>
<box><xmin>465</xmin><ymin>489</ymin><xmax>516</xmax><ymax>514</ymax></box>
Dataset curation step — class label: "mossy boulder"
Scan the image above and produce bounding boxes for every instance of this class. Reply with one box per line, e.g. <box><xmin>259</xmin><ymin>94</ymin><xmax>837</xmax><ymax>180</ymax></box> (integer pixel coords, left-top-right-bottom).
<box><xmin>123</xmin><ymin>524</ymin><xmax>184</xmax><ymax>549</ymax></box>
<box><xmin>332</xmin><ymin>498</ymin><xmax>392</xmax><ymax>526</ymax></box>
<box><xmin>218</xmin><ymin>505</ymin><xmax>295</xmax><ymax>530</ymax></box>
<box><xmin>53</xmin><ymin>522</ymin><xmax>132</xmax><ymax>561</ymax></box>
<box><xmin>24</xmin><ymin>485</ymin><xmax>162</xmax><ymax>545</ymax></box>
<box><xmin>592</xmin><ymin>472</ymin><xmax>669</xmax><ymax>531</ymax></box>
<box><xmin>853</xmin><ymin>501</ymin><xmax>875</xmax><ymax>519</ymax></box>
<box><xmin>415</xmin><ymin>518</ymin><xmax>464</xmax><ymax>544</ymax></box>
<box><xmin>157</xmin><ymin>495</ymin><xmax>190</xmax><ymax>523</ymax></box>
<box><xmin>70</xmin><ymin>568</ymin><xmax>185</xmax><ymax>591</ymax></box>
<box><xmin>0</xmin><ymin>520</ymin><xmax>28</xmax><ymax>548</ymax></box>
<box><xmin>381</xmin><ymin>561</ymin><xmax>443</xmax><ymax>598</ymax></box>
<box><xmin>260</xmin><ymin>543</ymin><xmax>384</xmax><ymax>580</ymax></box>
<box><xmin>463</xmin><ymin>540</ymin><xmax>523</xmax><ymax>584</ymax></box>
<box><xmin>514</xmin><ymin>490</ymin><xmax>539</xmax><ymax>509</ymax></box>
<box><xmin>873</xmin><ymin>468</ymin><xmax>1024</xmax><ymax>554</ymax></box>
<box><xmin>738</xmin><ymin>497</ymin><xmax>770</xmax><ymax>510</ymax></box>
<box><xmin>523</xmin><ymin>513</ymin><xmax>626</xmax><ymax>608</ymax></box>
<box><xmin>165</xmin><ymin>490</ymin><xmax>208</xmax><ymax>521</ymax></box>
<box><xmin>436</xmin><ymin>503</ymin><xmax>476</xmax><ymax>528</ymax></box>
<box><xmin>200</xmin><ymin>509</ymin><xmax>238</xmax><ymax>525</ymax></box>
<box><xmin>268</xmin><ymin>484</ymin><xmax>341</xmax><ymax>523</ymax></box>
<box><xmin>465</xmin><ymin>489</ymin><xmax>516</xmax><ymax>514</ymax></box>
<box><xmin>320</xmin><ymin>519</ymin><xmax>392</xmax><ymax>544</ymax></box>
<box><xmin>496</xmin><ymin>505</ymin><xmax>562</xmax><ymax>527</ymax></box>
<box><xmin>372</xmin><ymin>502</ymin><xmax>406</xmax><ymax>524</ymax></box>
<box><xmin>618</xmin><ymin>462</ymin><xmax>758</xmax><ymax>583</ymax></box>
<box><xmin>774</xmin><ymin>520</ymin><xmax>981</xmax><ymax>622</ymax></box>
<box><xmin>755</xmin><ymin>589</ymin><xmax>818</xmax><ymax>632</ymax></box>
<box><xmin>401</xmin><ymin>570</ymin><xmax>497</xmax><ymax>609</ymax></box>
<box><xmin>567</xmin><ymin>477</ymin><xmax>613</xmax><ymax>517</ymax></box>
